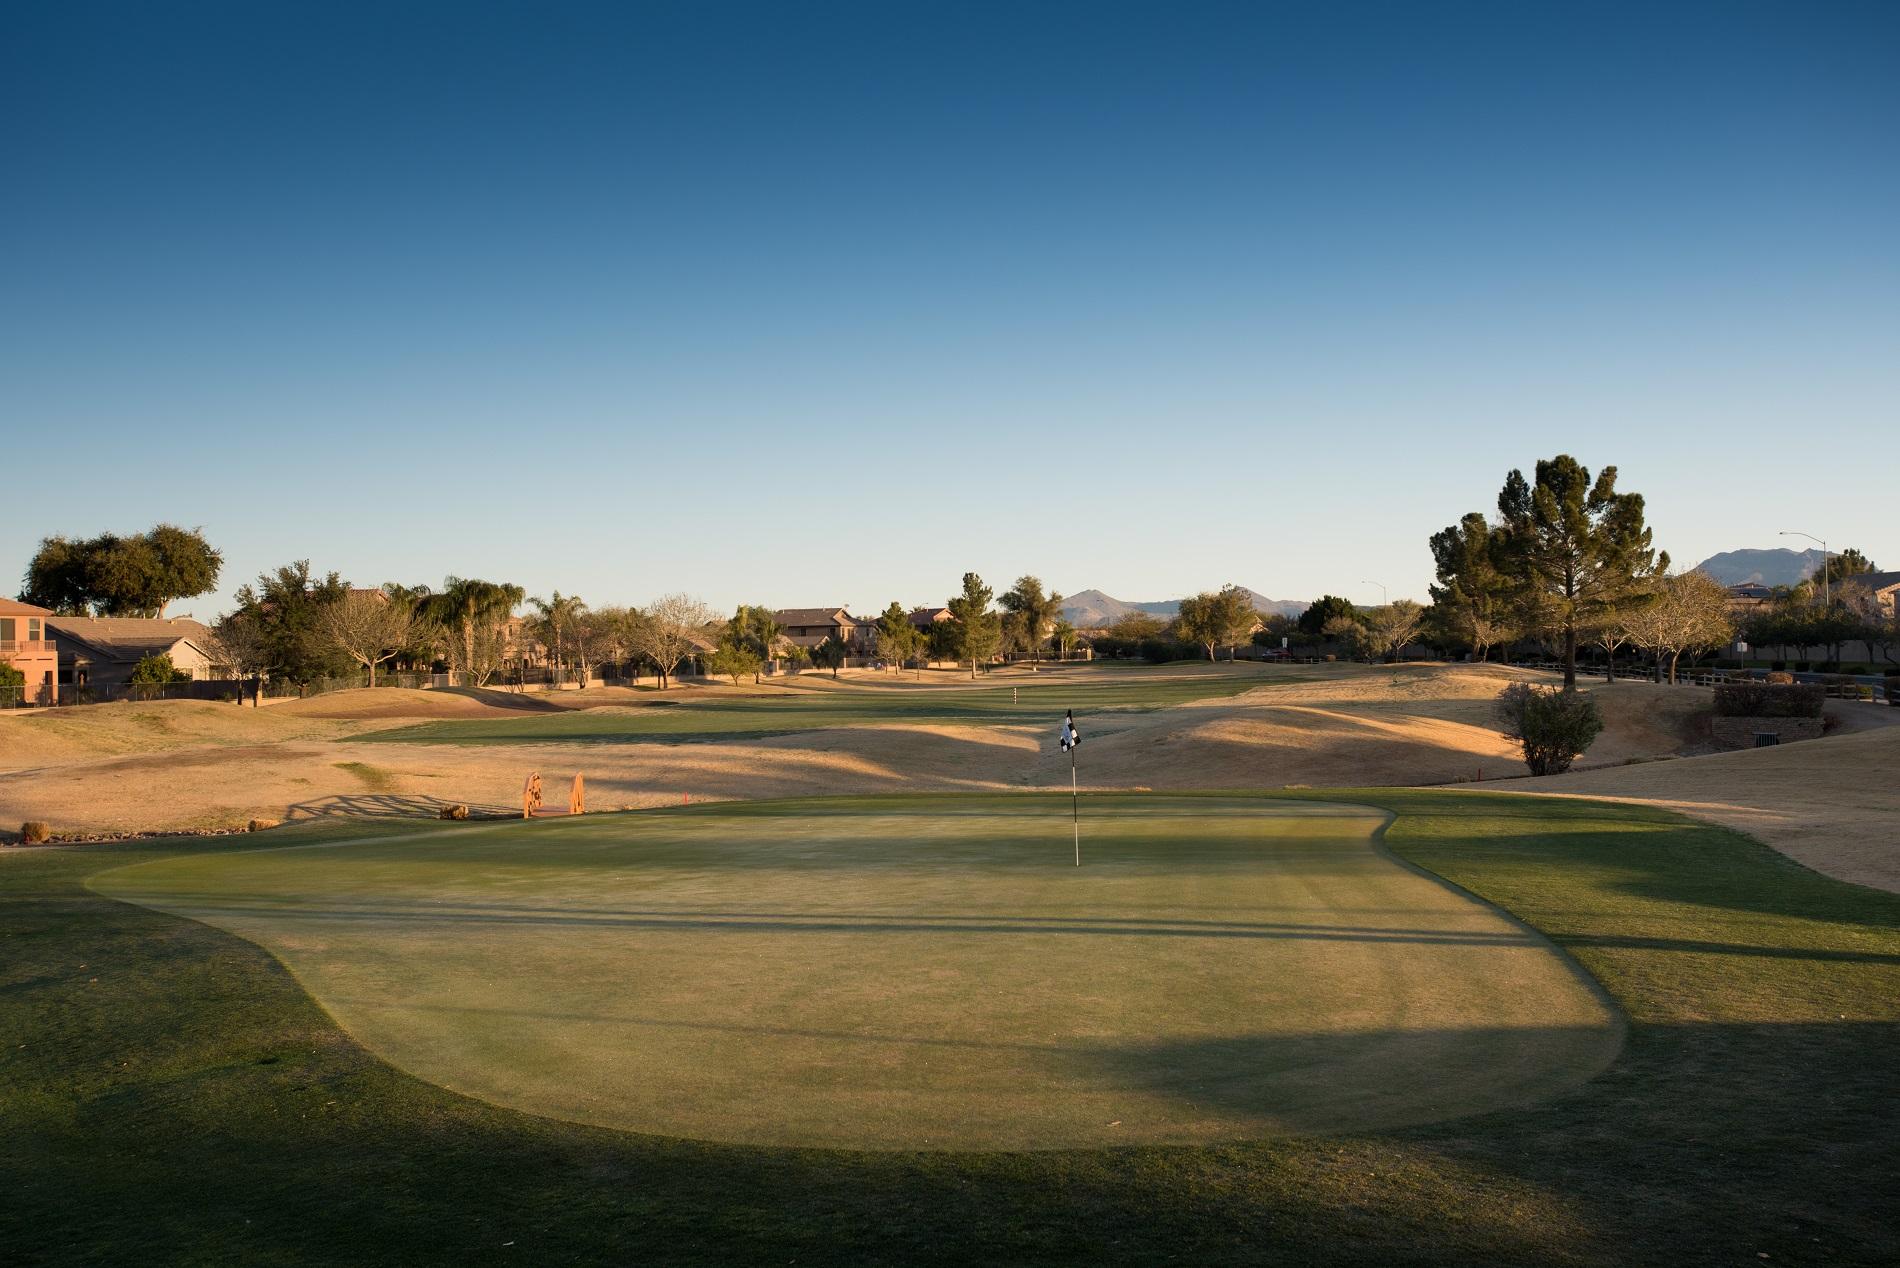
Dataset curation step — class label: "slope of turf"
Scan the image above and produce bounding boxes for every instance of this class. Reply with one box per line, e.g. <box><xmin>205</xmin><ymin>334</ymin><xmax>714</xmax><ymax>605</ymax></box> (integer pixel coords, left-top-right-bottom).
<box><xmin>89</xmin><ymin>797</ymin><xmax>1619</xmax><ymax>1150</ymax></box>
<box><xmin>358</xmin><ymin>663</ymin><xmax>1283</xmax><ymax>745</ymax></box>
<box><xmin>5</xmin><ymin>791</ymin><xmax>1897</xmax><ymax>1265</ymax></box>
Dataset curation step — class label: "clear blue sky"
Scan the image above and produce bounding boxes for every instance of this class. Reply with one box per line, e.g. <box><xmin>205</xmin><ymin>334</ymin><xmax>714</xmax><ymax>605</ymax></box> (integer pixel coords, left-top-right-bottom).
<box><xmin>5</xmin><ymin>2</ymin><xmax>1896</xmax><ymax>617</ymax></box>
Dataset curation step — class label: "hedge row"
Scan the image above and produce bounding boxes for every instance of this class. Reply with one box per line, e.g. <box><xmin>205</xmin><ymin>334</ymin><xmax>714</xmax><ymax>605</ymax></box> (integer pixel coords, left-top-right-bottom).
<box><xmin>1713</xmin><ymin>682</ymin><xmax>1826</xmax><ymax>719</ymax></box>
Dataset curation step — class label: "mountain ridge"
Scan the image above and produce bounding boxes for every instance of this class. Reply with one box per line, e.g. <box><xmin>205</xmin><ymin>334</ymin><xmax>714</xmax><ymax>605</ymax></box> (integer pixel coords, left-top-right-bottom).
<box><xmin>1692</xmin><ymin>547</ymin><xmax>1825</xmax><ymax>588</ymax></box>
<box><xmin>1063</xmin><ymin>587</ymin><xmax>1308</xmax><ymax>628</ymax></box>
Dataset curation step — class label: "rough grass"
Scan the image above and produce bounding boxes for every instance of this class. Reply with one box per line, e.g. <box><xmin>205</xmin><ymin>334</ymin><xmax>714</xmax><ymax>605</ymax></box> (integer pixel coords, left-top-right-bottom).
<box><xmin>3</xmin><ymin>791</ymin><xmax>1897</xmax><ymax>1265</ymax></box>
<box><xmin>358</xmin><ymin>665</ymin><xmax>1286</xmax><ymax>745</ymax></box>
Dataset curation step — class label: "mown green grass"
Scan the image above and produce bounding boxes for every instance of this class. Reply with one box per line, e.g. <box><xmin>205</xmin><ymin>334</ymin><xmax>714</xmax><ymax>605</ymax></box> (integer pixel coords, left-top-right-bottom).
<box><xmin>4</xmin><ymin>791</ymin><xmax>1898</xmax><ymax>1265</ymax></box>
<box><xmin>361</xmin><ymin>662</ymin><xmax>1285</xmax><ymax>745</ymax></box>
<box><xmin>88</xmin><ymin>797</ymin><xmax>1620</xmax><ymax>1151</ymax></box>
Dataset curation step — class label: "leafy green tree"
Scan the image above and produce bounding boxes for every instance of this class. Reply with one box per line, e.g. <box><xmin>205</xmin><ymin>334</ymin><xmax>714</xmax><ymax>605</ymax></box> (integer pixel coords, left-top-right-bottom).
<box><xmin>229</xmin><ymin>561</ymin><xmax>353</xmax><ymax>688</ymax></box>
<box><xmin>1108</xmin><ymin>611</ymin><xmax>1166</xmax><ymax>640</ymax></box>
<box><xmin>719</xmin><ymin>605</ymin><xmax>784</xmax><ymax>683</ymax></box>
<box><xmin>947</xmin><ymin>572</ymin><xmax>1001</xmax><ymax>677</ymax></box>
<box><xmin>727</xmin><ymin>606</ymin><xmax>786</xmax><ymax>662</ymax></box>
<box><xmin>1428</xmin><ymin>512</ymin><xmax>1515</xmax><ymax>661</ymax></box>
<box><xmin>21</xmin><ymin>525</ymin><xmax>222</xmax><ymax>617</ymax></box>
<box><xmin>1297</xmin><ymin>595</ymin><xmax>1357</xmax><ymax>640</ymax></box>
<box><xmin>925</xmin><ymin>617</ymin><xmax>960</xmax><ymax>665</ymax></box>
<box><xmin>998</xmin><ymin>576</ymin><xmax>1064</xmax><ymax>664</ymax></box>
<box><xmin>1176</xmin><ymin>586</ymin><xmax>1258</xmax><ymax>661</ymax></box>
<box><xmin>873</xmin><ymin>601</ymin><xmax>923</xmax><ymax>669</ymax></box>
<box><xmin>1820</xmin><ymin>547</ymin><xmax>1877</xmax><ymax>590</ymax></box>
<box><xmin>708</xmin><ymin>644</ymin><xmax>761</xmax><ymax>686</ymax></box>
<box><xmin>1323</xmin><ymin>614</ymin><xmax>1369</xmax><ymax>660</ymax></box>
<box><xmin>1494</xmin><ymin>455</ymin><xmax>1662</xmax><ymax>688</ymax></box>
<box><xmin>808</xmin><ymin>633</ymin><xmax>849</xmax><ymax>680</ymax></box>
<box><xmin>0</xmin><ymin>661</ymin><xmax>27</xmax><ymax>701</ymax></box>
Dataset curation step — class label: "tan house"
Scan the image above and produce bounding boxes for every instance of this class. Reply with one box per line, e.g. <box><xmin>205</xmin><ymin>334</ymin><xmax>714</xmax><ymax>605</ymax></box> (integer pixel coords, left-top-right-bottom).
<box><xmin>910</xmin><ymin>606</ymin><xmax>954</xmax><ymax>637</ymax></box>
<box><xmin>48</xmin><ymin>617</ymin><xmax>222</xmax><ymax>691</ymax></box>
<box><xmin>774</xmin><ymin>608</ymin><xmax>875</xmax><ymax>653</ymax></box>
<box><xmin>1841</xmin><ymin>571</ymin><xmax>1900</xmax><ymax>618</ymax></box>
<box><xmin>0</xmin><ymin>598</ymin><xmax>59</xmax><ymax>705</ymax></box>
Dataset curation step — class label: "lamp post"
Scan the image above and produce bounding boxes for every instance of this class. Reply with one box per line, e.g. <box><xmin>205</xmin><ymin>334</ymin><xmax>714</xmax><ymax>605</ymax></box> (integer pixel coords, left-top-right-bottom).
<box><xmin>1780</xmin><ymin>531</ymin><xmax>1830</xmax><ymax>607</ymax></box>
<box><xmin>1362</xmin><ymin>581</ymin><xmax>1388</xmax><ymax>606</ymax></box>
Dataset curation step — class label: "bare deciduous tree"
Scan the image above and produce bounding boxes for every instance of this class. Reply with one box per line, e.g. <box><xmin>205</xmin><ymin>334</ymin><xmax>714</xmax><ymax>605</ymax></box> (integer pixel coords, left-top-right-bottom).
<box><xmin>1623</xmin><ymin>572</ymin><xmax>1732</xmax><ymax>683</ymax></box>
<box><xmin>1365</xmin><ymin>600</ymin><xmax>1425</xmax><ymax>661</ymax></box>
<box><xmin>633</xmin><ymin>594</ymin><xmax>714</xmax><ymax>688</ymax></box>
<box><xmin>317</xmin><ymin>590</ymin><xmax>420</xmax><ymax>688</ymax></box>
<box><xmin>209</xmin><ymin>609</ymin><xmax>273</xmax><ymax>706</ymax></box>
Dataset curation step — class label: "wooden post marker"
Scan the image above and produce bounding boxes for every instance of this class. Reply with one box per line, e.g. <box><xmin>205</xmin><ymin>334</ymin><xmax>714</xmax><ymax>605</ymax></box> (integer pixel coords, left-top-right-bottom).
<box><xmin>569</xmin><ymin>773</ymin><xmax>585</xmax><ymax>815</ymax></box>
<box><xmin>523</xmin><ymin>771</ymin><xmax>543</xmax><ymax>819</ymax></box>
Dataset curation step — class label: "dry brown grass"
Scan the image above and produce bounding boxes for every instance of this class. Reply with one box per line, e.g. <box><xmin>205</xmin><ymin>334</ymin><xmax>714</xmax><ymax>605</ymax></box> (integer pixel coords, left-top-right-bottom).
<box><xmin>7</xmin><ymin>663</ymin><xmax>1894</xmax><ymax>896</ymax></box>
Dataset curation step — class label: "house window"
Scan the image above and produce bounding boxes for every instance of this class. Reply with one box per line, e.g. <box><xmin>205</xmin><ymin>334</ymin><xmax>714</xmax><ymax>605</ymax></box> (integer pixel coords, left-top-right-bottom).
<box><xmin>0</xmin><ymin>619</ymin><xmax>13</xmax><ymax>642</ymax></box>
<box><xmin>27</xmin><ymin>619</ymin><xmax>41</xmax><ymax>642</ymax></box>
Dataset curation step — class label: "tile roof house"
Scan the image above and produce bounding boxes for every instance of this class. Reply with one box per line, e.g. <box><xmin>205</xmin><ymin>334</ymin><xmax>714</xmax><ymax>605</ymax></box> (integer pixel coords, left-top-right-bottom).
<box><xmin>773</xmin><ymin>607</ymin><xmax>874</xmax><ymax>652</ymax></box>
<box><xmin>46</xmin><ymin>616</ymin><xmax>223</xmax><ymax>691</ymax></box>
<box><xmin>909</xmin><ymin>606</ymin><xmax>954</xmax><ymax>636</ymax></box>
<box><xmin>0</xmin><ymin>598</ymin><xmax>59</xmax><ymax>705</ymax></box>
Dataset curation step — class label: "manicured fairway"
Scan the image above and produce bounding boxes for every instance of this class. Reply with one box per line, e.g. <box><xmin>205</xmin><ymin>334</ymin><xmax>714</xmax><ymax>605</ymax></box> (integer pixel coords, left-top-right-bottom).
<box><xmin>91</xmin><ymin>796</ymin><xmax>1620</xmax><ymax>1149</ymax></box>
<box><xmin>359</xmin><ymin>662</ymin><xmax>1282</xmax><ymax>745</ymax></box>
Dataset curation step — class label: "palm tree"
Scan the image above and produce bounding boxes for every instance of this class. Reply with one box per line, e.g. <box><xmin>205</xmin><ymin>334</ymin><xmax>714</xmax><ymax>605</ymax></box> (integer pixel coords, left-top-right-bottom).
<box><xmin>529</xmin><ymin>591</ymin><xmax>589</xmax><ymax>681</ymax></box>
<box><xmin>424</xmin><ymin>577</ymin><xmax>526</xmax><ymax>685</ymax></box>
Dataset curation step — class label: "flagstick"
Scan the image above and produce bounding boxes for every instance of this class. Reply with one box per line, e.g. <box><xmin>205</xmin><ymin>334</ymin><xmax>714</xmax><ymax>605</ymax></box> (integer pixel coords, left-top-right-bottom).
<box><xmin>1071</xmin><ymin>744</ymin><xmax>1079</xmax><ymax>867</ymax></box>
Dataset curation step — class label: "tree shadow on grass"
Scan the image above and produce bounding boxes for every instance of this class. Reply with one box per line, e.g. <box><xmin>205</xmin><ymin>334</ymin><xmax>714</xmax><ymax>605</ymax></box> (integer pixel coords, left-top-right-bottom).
<box><xmin>283</xmin><ymin>793</ymin><xmax>515</xmax><ymax>821</ymax></box>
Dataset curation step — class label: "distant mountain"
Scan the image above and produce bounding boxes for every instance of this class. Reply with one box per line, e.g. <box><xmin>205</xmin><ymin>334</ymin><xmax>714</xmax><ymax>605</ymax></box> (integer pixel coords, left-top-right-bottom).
<box><xmin>1692</xmin><ymin>547</ymin><xmax>1825</xmax><ymax>588</ymax></box>
<box><xmin>1062</xmin><ymin>587</ymin><xmax>1308</xmax><ymax>629</ymax></box>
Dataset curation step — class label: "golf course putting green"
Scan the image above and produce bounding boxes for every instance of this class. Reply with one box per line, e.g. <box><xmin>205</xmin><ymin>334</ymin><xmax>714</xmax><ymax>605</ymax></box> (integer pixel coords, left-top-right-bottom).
<box><xmin>93</xmin><ymin>795</ymin><xmax>1624</xmax><ymax>1150</ymax></box>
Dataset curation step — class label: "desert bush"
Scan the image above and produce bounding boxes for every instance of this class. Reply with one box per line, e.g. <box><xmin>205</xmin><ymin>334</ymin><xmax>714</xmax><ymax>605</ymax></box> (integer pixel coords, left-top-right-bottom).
<box><xmin>1713</xmin><ymin>682</ymin><xmax>1825</xmax><ymax>719</ymax></box>
<box><xmin>1494</xmin><ymin>684</ymin><xmax>1604</xmax><ymax>776</ymax></box>
<box><xmin>440</xmin><ymin>804</ymin><xmax>470</xmax><ymax>820</ymax></box>
<box><xmin>246</xmin><ymin>818</ymin><xmax>278</xmax><ymax>833</ymax></box>
<box><xmin>1764</xmin><ymin>671</ymin><xmax>1795</xmax><ymax>685</ymax></box>
<box><xmin>20</xmin><ymin>821</ymin><xmax>52</xmax><ymax>844</ymax></box>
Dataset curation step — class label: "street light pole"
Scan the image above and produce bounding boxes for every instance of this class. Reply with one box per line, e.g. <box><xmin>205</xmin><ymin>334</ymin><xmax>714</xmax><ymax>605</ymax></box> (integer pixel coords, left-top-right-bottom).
<box><xmin>1780</xmin><ymin>531</ymin><xmax>1830</xmax><ymax>607</ymax></box>
<box><xmin>1362</xmin><ymin>580</ymin><xmax>1388</xmax><ymax>605</ymax></box>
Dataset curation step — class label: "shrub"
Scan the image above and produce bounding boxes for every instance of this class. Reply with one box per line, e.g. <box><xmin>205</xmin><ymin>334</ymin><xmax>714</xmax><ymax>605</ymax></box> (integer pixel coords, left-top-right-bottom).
<box><xmin>1770</xmin><ymin>660</ymin><xmax>1786</xmax><ymax>672</ymax></box>
<box><xmin>1713</xmin><ymin>682</ymin><xmax>1825</xmax><ymax>719</ymax></box>
<box><xmin>246</xmin><ymin>818</ymin><xmax>278</xmax><ymax>833</ymax></box>
<box><xmin>440</xmin><ymin>804</ymin><xmax>470</xmax><ymax>821</ymax></box>
<box><xmin>129</xmin><ymin>653</ymin><xmax>191</xmax><ymax>686</ymax></box>
<box><xmin>1495</xmin><ymin>684</ymin><xmax>1604</xmax><ymax>776</ymax></box>
<box><xmin>1138</xmin><ymin>638</ymin><xmax>1188</xmax><ymax>664</ymax></box>
<box><xmin>20</xmin><ymin>821</ymin><xmax>52</xmax><ymax>844</ymax></box>
<box><xmin>1764</xmin><ymin>671</ymin><xmax>1795</xmax><ymax>685</ymax></box>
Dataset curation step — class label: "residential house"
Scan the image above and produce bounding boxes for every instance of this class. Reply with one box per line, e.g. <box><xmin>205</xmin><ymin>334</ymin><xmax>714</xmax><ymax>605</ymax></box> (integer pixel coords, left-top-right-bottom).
<box><xmin>909</xmin><ymin>606</ymin><xmax>953</xmax><ymax>637</ymax></box>
<box><xmin>0</xmin><ymin>598</ymin><xmax>59</xmax><ymax>705</ymax></box>
<box><xmin>1724</xmin><ymin>582</ymin><xmax>1775</xmax><ymax>614</ymax></box>
<box><xmin>1841</xmin><ymin>571</ymin><xmax>1900</xmax><ymax>618</ymax></box>
<box><xmin>774</xmin><ymin>608</ymin><xmax>875</xmax><ymax>653</ymax></box>
<box><xmin>48</xmin><ymin>616</ymin><xmax>222</xmax><ymax>692</ymax></box>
